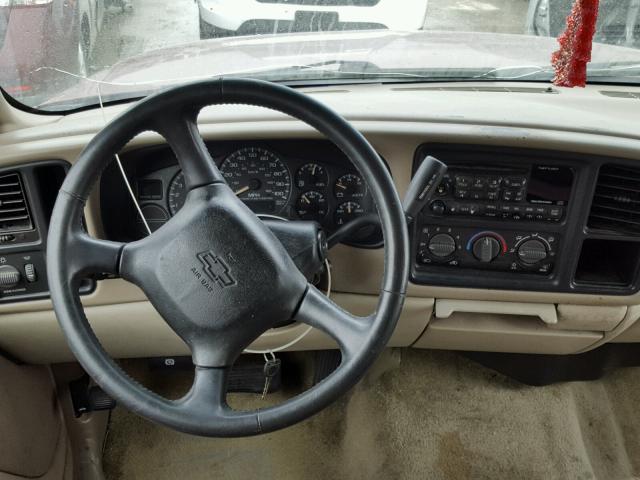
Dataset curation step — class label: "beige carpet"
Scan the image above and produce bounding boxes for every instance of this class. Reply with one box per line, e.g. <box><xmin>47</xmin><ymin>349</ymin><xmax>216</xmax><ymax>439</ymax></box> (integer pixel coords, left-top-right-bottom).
<box><xmin>103</xmin><ymin>349</ymin><xmax>640</xmax><ymax>480</ymax></box>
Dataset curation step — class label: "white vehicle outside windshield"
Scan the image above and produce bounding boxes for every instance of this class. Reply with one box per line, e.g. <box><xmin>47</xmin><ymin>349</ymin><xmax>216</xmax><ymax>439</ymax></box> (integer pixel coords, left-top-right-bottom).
<box><xmin>0</xmin><ymin>0</ymin><xmax>639</xmax><ymax>111</ymax></box>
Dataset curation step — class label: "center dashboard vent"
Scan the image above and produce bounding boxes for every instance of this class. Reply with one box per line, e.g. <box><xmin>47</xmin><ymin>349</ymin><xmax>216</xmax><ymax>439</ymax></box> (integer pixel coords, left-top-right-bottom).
<box><xmin>588</xmin><ymin>164</ymin><xmax>640</xmax><ymax>235</ymax></box>
<box><xmin>0</xmin><ymin>173</ymin><xmax>32</xmax><ymax>233</ymax></box>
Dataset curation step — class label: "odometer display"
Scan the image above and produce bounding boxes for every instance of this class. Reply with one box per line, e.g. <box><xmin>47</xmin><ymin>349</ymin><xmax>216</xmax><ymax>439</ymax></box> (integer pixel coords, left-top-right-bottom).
<box><xmin>221</xmin><ymin>147</ymin><xmax>291</xmax><ymax>214</ymax></box>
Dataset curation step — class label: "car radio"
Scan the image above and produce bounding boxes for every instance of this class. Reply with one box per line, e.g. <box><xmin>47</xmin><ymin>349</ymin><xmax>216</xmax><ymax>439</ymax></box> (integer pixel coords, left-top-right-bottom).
<box><xmin>427</xmin><ymin>164</ymin><xmax>573</xmax><ymax>223</ymax></box>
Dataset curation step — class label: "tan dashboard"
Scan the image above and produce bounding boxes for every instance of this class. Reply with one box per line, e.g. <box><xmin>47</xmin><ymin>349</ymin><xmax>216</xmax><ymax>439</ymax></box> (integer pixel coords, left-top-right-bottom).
<box><xmin>1</xmin><ymin>81</ymin><xmax>640</xmax><ymax>364</ymax></box>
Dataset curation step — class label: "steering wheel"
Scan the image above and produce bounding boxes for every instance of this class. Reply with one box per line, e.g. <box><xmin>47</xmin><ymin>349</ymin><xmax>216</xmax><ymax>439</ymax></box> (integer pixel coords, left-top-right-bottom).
<box><xmin>47</xmin><ymin>78</ymin><xmax>409</xmax><ymax>437</ymax></box>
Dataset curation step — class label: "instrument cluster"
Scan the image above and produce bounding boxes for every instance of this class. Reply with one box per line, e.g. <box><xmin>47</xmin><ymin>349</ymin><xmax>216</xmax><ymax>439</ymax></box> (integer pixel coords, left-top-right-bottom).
<box><xmin>127</xmin><ymin>141</ymin><xmax>382</xmax><ymax>247</ymax></box>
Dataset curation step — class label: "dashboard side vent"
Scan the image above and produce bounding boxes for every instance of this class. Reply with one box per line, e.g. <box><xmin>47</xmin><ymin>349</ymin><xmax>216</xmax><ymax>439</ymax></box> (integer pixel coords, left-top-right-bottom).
<box><xmin>588</xmin><ymin>164</ymin><xmax>640</xmax><ymax>235</ymax></box>
<box><xmin>0</xmin><ymin>173</ymin><xmax>33</xmax><ymax>233</ymax></box>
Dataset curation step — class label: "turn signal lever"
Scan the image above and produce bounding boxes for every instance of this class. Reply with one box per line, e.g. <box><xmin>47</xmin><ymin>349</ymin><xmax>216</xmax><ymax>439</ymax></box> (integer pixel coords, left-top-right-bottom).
<box><xmin>328</xmin><ymin>155</ymin><xmax>447</xmax><ymax>247</ymax></box>
<box><xmin>402</xmin><ymin>155</ymin><xmax>447</xmax><ymax>223</ymax></box>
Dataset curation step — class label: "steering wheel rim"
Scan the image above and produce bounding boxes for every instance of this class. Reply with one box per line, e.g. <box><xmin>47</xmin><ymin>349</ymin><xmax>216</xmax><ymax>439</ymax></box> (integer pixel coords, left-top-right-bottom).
<box><xmin>47</xmin><ymin>78</ymin><xmax>409</xmax><ymax>437</ymax></box>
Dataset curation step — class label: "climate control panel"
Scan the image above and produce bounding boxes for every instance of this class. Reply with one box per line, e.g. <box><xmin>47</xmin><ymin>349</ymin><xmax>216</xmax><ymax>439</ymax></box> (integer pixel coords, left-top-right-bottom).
<box><xmin>415</xmin><ymin>225</ymin><xmax>558</xmax><ymax>275</ymax></box>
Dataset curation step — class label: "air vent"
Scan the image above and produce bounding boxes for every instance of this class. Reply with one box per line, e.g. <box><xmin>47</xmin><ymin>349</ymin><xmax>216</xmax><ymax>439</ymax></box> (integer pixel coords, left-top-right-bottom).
<box><xmin>0</xmin><ymin>173</ymin><xmax>32</xmax><ymax>233</ymax></box>
<box><xmin>588</xmin><ymin>164</ymin><xmax>640</xmax><ymax>235</ymax></box>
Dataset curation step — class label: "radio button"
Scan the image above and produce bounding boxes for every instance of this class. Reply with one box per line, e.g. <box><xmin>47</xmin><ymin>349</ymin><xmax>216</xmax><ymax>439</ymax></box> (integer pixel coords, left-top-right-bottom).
<box><xmin>472</xmin><ymin>177</ymin><xmax>487</xmax><ymax>189</ymax></box>
<box><xmin>458</xmin><ymin>204</ymin><xmax>472</xmax><ymax>215</ymax></box>
<box><xmin>548</xmin><ymin>206</ymin><xmax>564</xmax><ymax>221</ymax></box>
<box><xmin>455</xmin><ymin>189</ymin><xmax>469</xmax><ymax>199</ymax></box>
<box><xmin>487</xmin><ymin>177</ymin><xmax>501</xmax><ymax>188</ymax></box>
<box><xmin>486</xmin><ymin>189</ymin><xmax>500</xmax><ymax>201</ymax></box>
<box><xmin>504</xmin><ymin>176</ymin><xmax>527</xmax><ymax>188</ymax></box>
<box><xmin>455</xmin><ymin>175</ymin><xmax>472</xmax><ymax>188</ymax></box>
<box><xmin>469</xmin><ymin>204</ymin><xmax>482</xmax><ymax>216</ymax></box>
<box><xmin>484</xmin><ymin>204</ymin><xmax>499</xmax><ymax>217</ymax></box>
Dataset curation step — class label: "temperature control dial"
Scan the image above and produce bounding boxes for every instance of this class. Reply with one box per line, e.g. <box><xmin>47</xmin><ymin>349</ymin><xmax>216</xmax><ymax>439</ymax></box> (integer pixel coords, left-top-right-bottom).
<box><xmin>428</xmin><ymin>233</ymin><xmax>456</xmax><ymax>258</ymax></box>
<box><xmin>517</xmin><ymin>239</ymin><xmax>548</xmax><ymax>265</ymax></box>
<box><xmin>472</xmin><ymin>236</ymin><xmax>501</xmax><ymax>263</ymax></box>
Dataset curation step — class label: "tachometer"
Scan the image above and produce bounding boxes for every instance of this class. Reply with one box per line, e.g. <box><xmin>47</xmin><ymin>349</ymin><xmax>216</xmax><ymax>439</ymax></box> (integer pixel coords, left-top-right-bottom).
<box><xmin>221</xmin><ymin>147</ymin><xmax>291</xmax><ymax>214</ymax></box>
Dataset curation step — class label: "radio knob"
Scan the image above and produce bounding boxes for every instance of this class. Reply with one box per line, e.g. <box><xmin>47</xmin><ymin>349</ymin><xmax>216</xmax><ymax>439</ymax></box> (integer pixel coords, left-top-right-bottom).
<box><xmin>472</xmin><ymin>236</ymin><xmax>501</xmax><ymax>263</ymax></box>
<box><xmin>517</xmin><ymin>239</ymin><xmax>548</xmax><ymax>265</ymax></box>
<box><xmin>0</xmin><ymin>265</ymin><xmax>21</xmax><ymax>288</ymax></box>
<box><xmin>429</xmin><ymin>200</ymin><xmax>446</xmax><ymax>216</ymax></box>
<box><xmin>428</xmin><ymin>233</ymin><xmax>456</xmax><ymax>258</ymax></box>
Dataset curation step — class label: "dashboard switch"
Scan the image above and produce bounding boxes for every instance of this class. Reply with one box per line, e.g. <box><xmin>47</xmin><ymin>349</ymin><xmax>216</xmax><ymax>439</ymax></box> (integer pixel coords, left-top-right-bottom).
<box><xmin>24</xmin><ymin>263</ymin><xmax>37</xmax><ymax>283</ymax></box>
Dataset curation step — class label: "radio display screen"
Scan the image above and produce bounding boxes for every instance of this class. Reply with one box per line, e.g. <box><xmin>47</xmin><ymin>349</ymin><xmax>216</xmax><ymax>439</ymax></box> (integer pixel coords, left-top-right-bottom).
<box><xmin>526</xmin><ymin>165</ymin><xmax>574</xmax><ymax>205</ymax></box>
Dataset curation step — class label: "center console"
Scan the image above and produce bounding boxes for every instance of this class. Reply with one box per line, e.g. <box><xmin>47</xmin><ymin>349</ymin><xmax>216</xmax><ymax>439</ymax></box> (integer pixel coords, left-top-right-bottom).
<box><xmin>417</xmin><ymin>160</ymin><xmax>572</xmax><ymax>274</ymax></box>
<box><xmin>411</xmin><ymin>144</ymin><xmax>593</xmax><ymax>293</ymax></box>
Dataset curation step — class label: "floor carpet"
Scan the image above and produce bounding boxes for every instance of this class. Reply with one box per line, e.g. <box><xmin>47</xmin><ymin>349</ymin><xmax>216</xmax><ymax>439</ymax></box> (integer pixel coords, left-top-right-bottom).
<box><xmin>103</xmin><ymin>349</ymin><xmax>640</xmax><ymax>480</ymax></box>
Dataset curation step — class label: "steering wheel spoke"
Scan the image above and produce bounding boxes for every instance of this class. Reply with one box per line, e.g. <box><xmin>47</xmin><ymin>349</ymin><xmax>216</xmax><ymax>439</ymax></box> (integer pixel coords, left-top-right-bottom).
<box><xmin>178</xmin><ymin>366</ymin><xmax>230</xmax><ymax>414</ymax></box>
<box><xmin>154</xmin><ymin>111</ymin><xmax>224</xmax><ymax>189</ymax></box>
<box><xmin>68</xmin><ymin>232</ymin><xmax>124</xmax><ymax>280</ymax></box>
<box><xmin>293</xmin><ymin>284</ymin><xmax>369</xmax><ymax>361</ymax></box>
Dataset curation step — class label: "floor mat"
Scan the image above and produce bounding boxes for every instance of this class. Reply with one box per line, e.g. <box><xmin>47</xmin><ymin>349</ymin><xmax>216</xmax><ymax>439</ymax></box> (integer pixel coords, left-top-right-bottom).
<box><xmin>103</xmin><ymin>349</ymin><xmax>640</xmax><ymax>480</ymax></box>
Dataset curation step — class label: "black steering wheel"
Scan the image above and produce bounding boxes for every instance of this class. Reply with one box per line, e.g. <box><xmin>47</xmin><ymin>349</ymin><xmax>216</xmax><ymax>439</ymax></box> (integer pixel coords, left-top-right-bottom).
<box><xmin>47</xmin><ymin>78</ymin><xmax>409</xmax><ymax>437</ymax></box>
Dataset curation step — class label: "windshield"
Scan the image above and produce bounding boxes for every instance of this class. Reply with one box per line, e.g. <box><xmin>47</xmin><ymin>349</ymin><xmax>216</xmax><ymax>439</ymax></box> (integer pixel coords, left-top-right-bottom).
<box><xmin>1</xmin><ymin>0</ymin><xmax>640</xmax><ymax>112</ymax></box>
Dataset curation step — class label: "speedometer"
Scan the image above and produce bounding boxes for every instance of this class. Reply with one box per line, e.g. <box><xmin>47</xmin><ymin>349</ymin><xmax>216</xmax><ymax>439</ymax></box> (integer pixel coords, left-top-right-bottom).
<box><xmin>221</xmin><ymin>147</ymin><xmax>291</xmax><ymax>214</ymax></box>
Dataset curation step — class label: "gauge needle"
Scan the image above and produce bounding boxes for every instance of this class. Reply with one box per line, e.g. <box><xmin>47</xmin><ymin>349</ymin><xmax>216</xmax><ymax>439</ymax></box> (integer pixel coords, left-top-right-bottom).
<box><xmin>235</xmin><ymin>186</ymin><xmax>250</xmax><ymax>196</ymax></box>
<box><xmin>302</xmin><ymin>194</ymin><xmax>311</xmax><ymax>204</ymax></box>
<box><xmin>312</xmin><ymin>164</ymin><xmax>317</xmax><ymax>176</ymax></box>
<box><xmin>347</xmin><ymin>203</ymin><xmax>352</xmax><ymax>214</ymax></box>
<box><xmin>336</xmin><ymin>182</ymin><xmax>346</xmax><ymax>190</ymax></box>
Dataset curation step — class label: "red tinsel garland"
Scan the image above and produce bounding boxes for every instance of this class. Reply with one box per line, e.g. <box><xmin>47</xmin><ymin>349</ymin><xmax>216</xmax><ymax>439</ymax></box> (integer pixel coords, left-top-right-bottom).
<box><xmin>551</xmin><ymin>0</ymin><xmax>600</xmax><ymax>87</ymax></box>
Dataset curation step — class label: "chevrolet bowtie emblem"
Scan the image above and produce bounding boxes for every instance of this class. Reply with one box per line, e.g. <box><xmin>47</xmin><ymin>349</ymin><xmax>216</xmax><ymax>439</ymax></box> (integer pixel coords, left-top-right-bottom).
<box><xmin>197</xmin><ymin>251</ymin><xmax>236</xmax><ymax>289</ymax></box>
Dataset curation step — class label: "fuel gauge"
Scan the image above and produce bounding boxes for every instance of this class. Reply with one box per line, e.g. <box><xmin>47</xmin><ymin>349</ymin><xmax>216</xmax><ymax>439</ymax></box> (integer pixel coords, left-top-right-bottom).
<box><xmin>296</xmin><ymin>163</ymin><xmax>329</xmax><ymax>189</ymax></box>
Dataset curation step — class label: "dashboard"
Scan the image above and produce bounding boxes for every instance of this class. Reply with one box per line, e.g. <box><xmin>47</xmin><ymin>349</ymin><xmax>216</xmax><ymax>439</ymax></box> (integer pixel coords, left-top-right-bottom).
<box><xmin>100</xmin><ymin>140</ymin><xmax>382</xmax><ymax>247</ymax></box>
<box><xmin>1</xmin><ymin>81</ymin><xmax>640</xmax><ymax>364</ymax></box>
